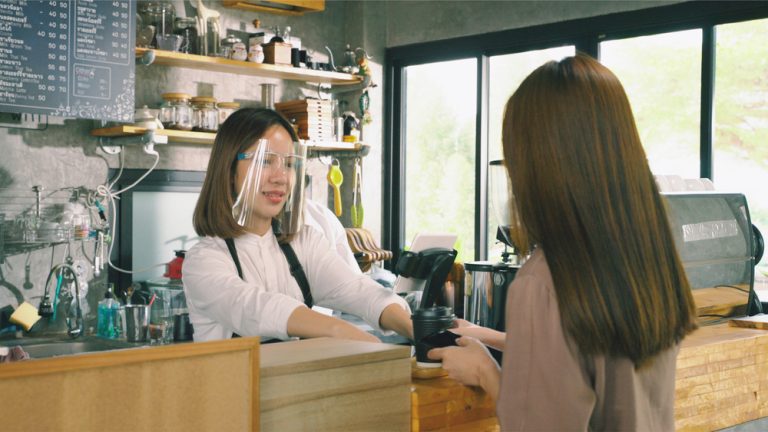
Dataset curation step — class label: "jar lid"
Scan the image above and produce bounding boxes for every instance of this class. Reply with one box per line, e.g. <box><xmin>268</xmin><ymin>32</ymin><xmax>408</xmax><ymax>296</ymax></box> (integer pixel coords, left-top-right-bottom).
<box><xmin>162</xmin><ymin>92</ymin><xmax>191</xmax><ymax>101</ymax></box>
<box><xmin>191</xmin><ymin>96</ymin><xmax>217</xmax><ymax>104</ymax></box>
<box><xmin>222</xmin><ymin>34</ymin><xmax>241</xmax><ymax>44</ymax></box>
<box><xmin>217</xmin><ymin>101</ymin><xmax>240</xmax><ymax>109</ymax></box>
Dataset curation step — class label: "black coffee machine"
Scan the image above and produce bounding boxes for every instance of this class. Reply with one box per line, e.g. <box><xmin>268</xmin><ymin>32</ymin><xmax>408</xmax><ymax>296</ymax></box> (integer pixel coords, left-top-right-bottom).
<box><xmin>463</xmin><ymin>227</ymin><xmax>519</xmax><ymax>332</ymax></box>
<box><xmin>461</xmin><ymin>160</ymin><xmax>522</xmax><ymax>332</ymax></box>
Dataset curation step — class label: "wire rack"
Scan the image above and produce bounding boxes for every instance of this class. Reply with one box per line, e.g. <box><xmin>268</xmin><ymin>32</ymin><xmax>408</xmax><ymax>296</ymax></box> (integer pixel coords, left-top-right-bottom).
<box><xmin>0</xmin><ymin>187</ymin><xmax>95</xmax><ymax>258</ymax></box>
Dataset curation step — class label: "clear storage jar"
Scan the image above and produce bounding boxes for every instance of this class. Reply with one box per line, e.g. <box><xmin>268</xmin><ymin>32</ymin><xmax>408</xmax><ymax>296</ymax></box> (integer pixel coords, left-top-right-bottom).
<box><xmin>217</xmin><ymin>101</ymin><xmax>240</xmax><ymax>125</ymax></box>
<box><xmin>159</xmin><ymin>92</ymin><xmax>193</xmax><ymax>130</ymax></box>
<box><xmin>173</xmin><ymin>17</ymin><xmax>198</xmax><ymax>55</ymax></box>
<box><xmin>191</xmin><ymin>96</ymin><xmax>219</xmax><ymax>132</ymax></box>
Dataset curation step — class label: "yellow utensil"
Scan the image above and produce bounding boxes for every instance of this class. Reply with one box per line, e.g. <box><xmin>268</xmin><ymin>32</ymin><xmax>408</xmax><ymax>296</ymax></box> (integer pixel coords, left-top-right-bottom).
<box><xmin>327</xmin><ymin>160</ymin><xmax>344</xmax><ymax>216</ymax></box>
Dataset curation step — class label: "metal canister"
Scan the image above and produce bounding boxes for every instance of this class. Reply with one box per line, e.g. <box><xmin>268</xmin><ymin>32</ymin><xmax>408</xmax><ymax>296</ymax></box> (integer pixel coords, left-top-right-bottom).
<box><xmin>463</xmin><ymin>261</ymin><xmax>518</xmax><ymax>331</ymax></box>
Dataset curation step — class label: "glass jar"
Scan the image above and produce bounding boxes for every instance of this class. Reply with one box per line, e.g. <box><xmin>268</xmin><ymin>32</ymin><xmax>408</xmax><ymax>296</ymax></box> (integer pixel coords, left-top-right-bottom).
<box><xmin>173</xmin><ymin>17</ymin><xmax>198</xmax><ymax>55</ymax></box>
<box><xmin>138</xmin><ymin>1</ymin><xmax>176</xmax><ymax>40</ymax></box>
<box><xmin>191</xmin><ymin>96</ymin><xmax>219</xmax><ymax>132</ymax></box>
<box><xmin>159</xmin><ymin>92</ymin><xmax>193</xmax><ymax>131</ymax></box>
<box><xmin>220</xmin><ymin>34</ymin><xmax>241</xmax><ymax>59</ymax></box>
<box><xmin>217</xmin><ymin>101</ymin><xmax>240</xmax><ymax>125</ymax></box>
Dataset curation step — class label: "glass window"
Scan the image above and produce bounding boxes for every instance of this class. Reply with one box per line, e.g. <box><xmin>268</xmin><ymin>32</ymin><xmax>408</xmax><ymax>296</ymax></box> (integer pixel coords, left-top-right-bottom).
<box><xmin>403</xmin><ymin>59</ymin><xmax>476</xmax><ymax>261</ymax></box>
<box><xmin>487</xmin><ymin>46</ymin><xmax>575</xmax><ymax>261</ymax></box>
<box><xmin>713</xmin><ymin>18</ymin><xmax>768</xmax><ymax>296</ymax></box>
<box><xmin>600</xmin><ymin>30</ymin><xmax>702</xmax><ymax>178</ymax></box>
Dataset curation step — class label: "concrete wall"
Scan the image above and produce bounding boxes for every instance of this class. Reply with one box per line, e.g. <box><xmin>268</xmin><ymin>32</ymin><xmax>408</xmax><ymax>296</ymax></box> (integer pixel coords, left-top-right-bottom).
<box><xmin>0</xmin><ymin>0</ymin><xmax>675</xmax><ymax>333</ymax></box>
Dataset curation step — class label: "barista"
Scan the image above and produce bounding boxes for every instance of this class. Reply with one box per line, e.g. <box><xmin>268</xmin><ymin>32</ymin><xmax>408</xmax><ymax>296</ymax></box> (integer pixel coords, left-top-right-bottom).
<box><xmin>182</xmin><ymin>108</ymin><xmax>412</xmax><ymax>342</ymax></box>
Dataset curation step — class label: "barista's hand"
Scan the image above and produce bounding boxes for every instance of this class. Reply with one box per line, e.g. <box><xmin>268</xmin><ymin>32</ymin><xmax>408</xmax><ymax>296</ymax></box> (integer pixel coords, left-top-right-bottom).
<box><xmin>329</xmin><ymin>319</ymin><xmax>382</xmax><ymax>343</ymax></box>
<box><xmin>287</xmin><ymin>306</ymin><xmax>381</xmax><ymax>343</ymax></box>
<box><xmin>428</xmin><ymin>336</ymin><xmax>501</xmax><ymax>400</ymax></box>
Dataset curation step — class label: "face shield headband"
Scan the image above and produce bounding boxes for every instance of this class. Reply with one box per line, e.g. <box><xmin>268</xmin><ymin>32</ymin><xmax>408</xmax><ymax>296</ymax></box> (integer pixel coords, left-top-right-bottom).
<box><xmin>231</xmin><ymin>139</ymin><xmax>307</xmax><ymax>238</ymax></box>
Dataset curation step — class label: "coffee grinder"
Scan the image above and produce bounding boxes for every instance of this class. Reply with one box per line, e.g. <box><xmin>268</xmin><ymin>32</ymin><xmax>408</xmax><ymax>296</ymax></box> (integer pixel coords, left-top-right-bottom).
<box><xmin>463</xmin><ymin>160</ymin><xmax>520</xmax><ymax>332</ymax></box>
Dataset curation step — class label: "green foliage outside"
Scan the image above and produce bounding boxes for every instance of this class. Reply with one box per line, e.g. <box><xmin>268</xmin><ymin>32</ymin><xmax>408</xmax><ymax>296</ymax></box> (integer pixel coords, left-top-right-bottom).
<box><xmin>714</xmin><ymin>19</ymin><xmax>768</xmax><ymax>281</ymax></box>
<box><xmin>401</xmin><ymin>20</ymin><xmax>768</xmax><ymax>284</ymax></box>
<box><xmin>404</xmin><ymin>60</ymin><xmax>476</xmax><ymax>262</ymax></box>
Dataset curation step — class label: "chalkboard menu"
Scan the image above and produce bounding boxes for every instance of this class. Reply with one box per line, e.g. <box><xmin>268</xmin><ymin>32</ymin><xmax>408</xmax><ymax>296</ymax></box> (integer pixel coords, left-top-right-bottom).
<box><xmin>0</xmin><ymin>0</ymin><xmax>135</xmax><ymax>122</ymax></box>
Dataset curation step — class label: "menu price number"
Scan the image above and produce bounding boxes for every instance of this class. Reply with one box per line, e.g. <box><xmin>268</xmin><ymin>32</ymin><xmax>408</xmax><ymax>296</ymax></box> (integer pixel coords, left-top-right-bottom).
<box><xmin>47</xmin><ymin>10</ymin><xmax>68</xmax><ymax>20</ymax></box>
<box><xmin>46</xmin><ymin>42</ymin><xmax>67</xmax><ymax>51</ymax></box>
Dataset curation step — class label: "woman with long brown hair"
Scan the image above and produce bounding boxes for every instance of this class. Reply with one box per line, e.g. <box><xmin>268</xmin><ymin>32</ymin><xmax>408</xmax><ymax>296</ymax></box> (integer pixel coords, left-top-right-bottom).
<box><xmin>428</xmin><ymin>54</ymin><xmax>697</xmax><ymax>430</ymax></box>
<box><xmin>182</xmin><ymin>108</ymin><xmax>412</xmax><ymax>343</ymax></box>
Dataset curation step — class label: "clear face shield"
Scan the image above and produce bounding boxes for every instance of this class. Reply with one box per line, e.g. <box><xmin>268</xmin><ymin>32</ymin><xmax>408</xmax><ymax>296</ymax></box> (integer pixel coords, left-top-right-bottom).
<box><xmin>232</xmin><ymin>139</ymin><xmax>307</xmax><ymax>238</ymax></box>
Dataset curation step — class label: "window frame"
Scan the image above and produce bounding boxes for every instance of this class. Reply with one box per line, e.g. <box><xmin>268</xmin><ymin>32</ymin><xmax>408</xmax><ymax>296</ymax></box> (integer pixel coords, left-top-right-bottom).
<box><xmin>109</xmin><ymin>169</ymin><xmax>205</xmax><ymax>290</ymax></box>
<box><xmin>383</xmin><ymin>1</ymin><xmax>768</xmax><ymax>265</ymax></box>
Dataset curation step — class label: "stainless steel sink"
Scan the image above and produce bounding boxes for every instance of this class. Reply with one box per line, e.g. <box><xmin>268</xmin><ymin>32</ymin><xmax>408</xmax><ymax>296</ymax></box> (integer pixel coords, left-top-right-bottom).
<box><xmin>1</xmin><ymin>336</ymin><xmax>143</xmax><ymax>359</ymax></box>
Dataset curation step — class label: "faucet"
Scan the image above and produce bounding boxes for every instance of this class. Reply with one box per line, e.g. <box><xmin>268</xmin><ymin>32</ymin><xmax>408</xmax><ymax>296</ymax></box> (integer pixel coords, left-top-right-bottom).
<box><xmin>39</xmin><ymin>262</ymin><xmax>83</xmax><ymax>338</ymax></box>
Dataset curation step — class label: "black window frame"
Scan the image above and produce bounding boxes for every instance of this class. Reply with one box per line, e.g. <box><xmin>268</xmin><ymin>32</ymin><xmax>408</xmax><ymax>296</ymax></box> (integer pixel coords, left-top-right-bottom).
<box><xmin>383</xmin><ymin>0</ymin><xmax>768</xmax><ymax>265</ymax></box>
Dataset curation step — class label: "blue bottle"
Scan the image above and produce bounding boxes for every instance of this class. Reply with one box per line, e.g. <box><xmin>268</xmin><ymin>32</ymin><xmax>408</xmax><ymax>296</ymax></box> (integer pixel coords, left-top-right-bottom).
<box><xmin>97</xmin><ymin>284</ymin><xmax>120</xmax><ymax>339</ymax></box>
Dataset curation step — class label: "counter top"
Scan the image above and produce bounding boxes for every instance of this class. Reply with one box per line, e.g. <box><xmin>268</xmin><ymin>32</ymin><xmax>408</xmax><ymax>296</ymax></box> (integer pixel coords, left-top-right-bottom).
<box><xmin>260</xmin><ymin>338</ymin><xmax>412</xmax><ymax>431</ymax></box>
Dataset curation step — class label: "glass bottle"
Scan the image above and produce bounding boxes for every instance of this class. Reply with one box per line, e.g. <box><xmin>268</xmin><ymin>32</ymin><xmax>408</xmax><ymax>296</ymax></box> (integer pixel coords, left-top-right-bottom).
<box><xmin>220</xmin><ymin>34</ymin><xmax>241</xmax><ymax>59</ymax></box>
<box><xmin>191</xmin><ymin>96</ymin><xmax>219</xmax><ymax>132</ymax></box>
<box><xmin>173</xmin><ymin>17</ymin><xmax>198</xmax><ymax>55</ymax></box>
<box><xmin>217</xmin><ymin>101</ymin><xmax>240</xmax><ymax>125</ymax></box>
<box><xmin>159</xmin><ymin>92</ymin><xmax>193</xmax><ymax>130</ymax></box>
<box><xmin>138</xmin><ymin>1</ymin><xmax>176</xmax><ymax>46</ymax></box>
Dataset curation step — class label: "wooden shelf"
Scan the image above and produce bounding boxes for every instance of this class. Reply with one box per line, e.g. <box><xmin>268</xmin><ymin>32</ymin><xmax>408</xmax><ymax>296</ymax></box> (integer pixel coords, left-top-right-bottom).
<box><xmin>136</xmin><ymin>47</ymin><xmax>363</xmax><ymax>86</ymax></box>
<box><xmin>91</xmin><ymin>126</ymin><xmax>370</xmax><ymax>156</ymax></box>
<box><xmin>308</xmin><ymin>143</ymin><xmax>370</xmax><ymax>158</ymax></box>
<box><xmin>91</xmin><ymin>125</ymin><xmax>214</xmax><ymax>145</ymax></box>
<box><xmin>222</xmin><ymin>0</ymin><xmax>325</xmax><ymax>16</ymax></box>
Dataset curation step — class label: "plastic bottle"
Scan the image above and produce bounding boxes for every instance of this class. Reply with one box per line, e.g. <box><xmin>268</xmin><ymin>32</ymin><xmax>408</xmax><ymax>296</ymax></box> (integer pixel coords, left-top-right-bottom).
<box><xmin>97</xmin><ymin>284</ymin><xmax>120</xmax><ymax>339</ymax></box>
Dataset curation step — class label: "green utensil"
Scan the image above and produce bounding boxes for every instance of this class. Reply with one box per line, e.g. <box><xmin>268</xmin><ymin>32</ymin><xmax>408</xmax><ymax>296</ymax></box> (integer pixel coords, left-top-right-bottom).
<box><xmin>351</xmin><ymin>157</ymin><xmax>364</xmax><ymax>227</ymax></box>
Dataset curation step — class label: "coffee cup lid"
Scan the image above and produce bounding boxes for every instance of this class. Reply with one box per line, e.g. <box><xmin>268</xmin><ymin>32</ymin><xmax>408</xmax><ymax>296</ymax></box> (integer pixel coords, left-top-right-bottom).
<box><xmin>411</xmin><ymin>306</ymin><xmax>454</xmax><ymax>319</ymax></box>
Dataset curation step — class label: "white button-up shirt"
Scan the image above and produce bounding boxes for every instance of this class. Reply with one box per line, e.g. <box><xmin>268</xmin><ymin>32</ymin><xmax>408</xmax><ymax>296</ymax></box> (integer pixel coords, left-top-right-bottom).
<box><xmin>182</xmin><ymin>226</ymin><xmax>408</xmax><ymax>341</ymax></box>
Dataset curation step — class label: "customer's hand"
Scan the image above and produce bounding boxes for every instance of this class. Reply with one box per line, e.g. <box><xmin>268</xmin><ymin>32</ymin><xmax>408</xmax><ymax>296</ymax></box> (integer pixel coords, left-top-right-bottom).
<box><xmin>427</xmin><ymin>336</ymin><xmax>501</xmax><ymax>399</ymax></box>
<box><xmin>451</xmin><ymin>318</ymin><xmax>478</xmax><ymax>329</ymax></box>
<box><xmin>448</xmin><ymin>320</ymin><xmax>506</xmax><ymax>351</ymax></box>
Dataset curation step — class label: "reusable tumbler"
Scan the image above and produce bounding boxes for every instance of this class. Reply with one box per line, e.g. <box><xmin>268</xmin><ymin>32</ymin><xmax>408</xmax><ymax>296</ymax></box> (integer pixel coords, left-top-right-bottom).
<box><xmin>125</xmin><ymin>304</ymin><xmax>150</xmax><ymax>342</ymax></box>
<box><xmin>411</xmin><ymin>306</ymin><xmax>455</xmax><ymax>366</ymax></box>
<box><xmin>173</xmin><ymin>312</ymin><xmax>194</xmax><ymax>342</ymax></box>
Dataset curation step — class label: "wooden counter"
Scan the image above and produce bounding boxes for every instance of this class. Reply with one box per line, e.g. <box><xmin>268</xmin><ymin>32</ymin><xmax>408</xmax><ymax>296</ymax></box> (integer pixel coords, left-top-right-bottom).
<box><xmin>260</xmin><ymin>337</ymin><xmax>412</xmax><ymax>431</ymax></box>
<box><xmin>676</xmin><ymin>323</ymin><xmax>768</xmax><ymax>430</ymax></box>
<box><xmin>0</xmin><ymin>337</ymin><xmax>260</xmax><ymax>431</ymax></box>
<box><xmin>411</xmin><ymin>374</ymin><xmax>497</xmax><ymax>431</ymax></box>
<box><xmin>410</xmin><ymin>324</ymin><xmax>768</xmax><ymax>431</ymax></box>
<box><xmin>0</xmin><ymin>336</ymin><xmax>412</xmax><ymax>432</ymax></box>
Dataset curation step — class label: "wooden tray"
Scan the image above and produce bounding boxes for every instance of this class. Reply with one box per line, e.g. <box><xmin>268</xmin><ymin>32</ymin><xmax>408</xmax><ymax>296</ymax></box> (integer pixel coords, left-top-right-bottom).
<box><xmin>728</xmin><ymin>314</ymin><xmax>768</xmax><ymax>330</ymax></box>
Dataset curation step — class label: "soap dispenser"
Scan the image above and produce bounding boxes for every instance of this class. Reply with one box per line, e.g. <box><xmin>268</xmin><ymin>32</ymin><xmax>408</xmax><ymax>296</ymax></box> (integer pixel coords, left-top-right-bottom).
<box><xmin>97</xmin><ymin>284</ymin><xmax>120</xmax><ymax>339</ymax></box>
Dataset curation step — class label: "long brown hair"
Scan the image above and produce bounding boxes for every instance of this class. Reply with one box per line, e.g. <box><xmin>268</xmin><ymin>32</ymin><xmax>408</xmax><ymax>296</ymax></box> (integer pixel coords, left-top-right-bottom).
<box><xmin>193</xmin><ymin>108</ymin><xmax>300</xmax><ymax>242</ymax></box>
<box><xmin>502</xmin><ymin>54</ymin><xmax>697</xmax><ymax>366</ymax></box>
